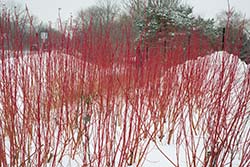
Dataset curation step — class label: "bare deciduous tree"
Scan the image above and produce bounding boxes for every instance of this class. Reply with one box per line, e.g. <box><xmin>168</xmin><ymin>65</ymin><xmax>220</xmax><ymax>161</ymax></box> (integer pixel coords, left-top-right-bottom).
<box><xmin>216</xmin><ymin>9</ymin><xmax>250</xmax><ymax>63</ymax></box>
<box><xmin>76</xmin><ymin>0</ymin><xmax>120</xmax><ymax>27</ymax></box>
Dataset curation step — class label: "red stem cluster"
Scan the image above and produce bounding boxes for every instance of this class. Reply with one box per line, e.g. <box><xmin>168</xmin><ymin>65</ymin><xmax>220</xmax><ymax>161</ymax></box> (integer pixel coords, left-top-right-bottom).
<box><xmin>0</xmin><ymin>7</ymin><xmax>249</xmax><ymax>167</ymax></box>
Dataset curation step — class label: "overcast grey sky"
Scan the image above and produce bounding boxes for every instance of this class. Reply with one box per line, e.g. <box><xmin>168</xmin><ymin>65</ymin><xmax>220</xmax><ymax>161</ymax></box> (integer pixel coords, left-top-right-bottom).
<box><xmin>1</xmin><ymin>0</ymin><xmax>250</xmax><ymax>23</ymax></box>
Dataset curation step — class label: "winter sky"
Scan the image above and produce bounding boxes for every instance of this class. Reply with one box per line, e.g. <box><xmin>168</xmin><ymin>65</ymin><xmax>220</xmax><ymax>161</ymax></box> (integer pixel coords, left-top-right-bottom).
<box><xmin>0</xmin><ymin>0</ymin><xmax>250</xmax><ymax>23</ymax></box>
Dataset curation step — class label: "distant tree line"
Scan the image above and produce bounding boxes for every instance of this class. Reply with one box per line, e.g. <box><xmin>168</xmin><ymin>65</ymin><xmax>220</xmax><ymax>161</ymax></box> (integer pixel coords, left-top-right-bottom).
<box><xmin>74</xmin><ymin>0</ymin><xmax>250</xmax><ymax>63</ymax></box>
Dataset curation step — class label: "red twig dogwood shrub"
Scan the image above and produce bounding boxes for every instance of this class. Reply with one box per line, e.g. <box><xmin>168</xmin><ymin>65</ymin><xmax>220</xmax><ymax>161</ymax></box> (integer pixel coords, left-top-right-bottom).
<box><xmin>0</xmin><ymin>6</ymin><xmax>249</xmax><ymax>167</ymax></box>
